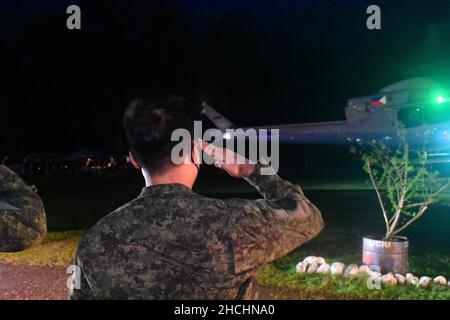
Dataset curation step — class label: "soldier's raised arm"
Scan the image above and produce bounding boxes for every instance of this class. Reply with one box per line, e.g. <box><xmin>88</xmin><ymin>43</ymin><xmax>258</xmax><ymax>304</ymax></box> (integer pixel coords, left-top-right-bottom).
<box><xmin>0</xmin><ymin>165</ymin><xmax>47</xmax><ymax>252</ymax></box>
<box><xmin>224</xmin><ymin>164</ymin><xmax>324</xmax><ymax>273</ymax></box>
<box><xmin>200</xmin><ymin>141</ymin><xmax>324</xmax><ymax>273</ymax></box>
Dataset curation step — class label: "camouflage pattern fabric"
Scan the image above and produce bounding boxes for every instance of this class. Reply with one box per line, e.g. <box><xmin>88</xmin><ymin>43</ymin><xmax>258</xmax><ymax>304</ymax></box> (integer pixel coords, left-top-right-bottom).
<box><xmin>0</xmin><ymin>165</ymin><xmax>47</xmax><ymax>252</ymax></box>
<box><xmin>71</xmin><ymin>165</ymin><xmax>324</xmax><ymax>300</ymax></box>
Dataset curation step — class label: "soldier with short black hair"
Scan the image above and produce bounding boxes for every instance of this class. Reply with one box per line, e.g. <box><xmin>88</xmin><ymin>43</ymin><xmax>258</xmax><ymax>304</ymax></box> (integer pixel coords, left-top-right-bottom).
<box><xmin>0</xmin><ymin>165</ymin><xmax>47</xmax><ymax>252</ymax></box>
<box><xmin>71</xmin><ymin>96</ymin><xmax>324</xmax><ymax>300</ymax></box>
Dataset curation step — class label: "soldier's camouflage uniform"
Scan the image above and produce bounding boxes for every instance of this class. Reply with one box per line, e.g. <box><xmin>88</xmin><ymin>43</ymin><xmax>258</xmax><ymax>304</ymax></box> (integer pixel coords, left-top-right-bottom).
<box><xmin>71</xmin><ymin>165</ymin><xmax>324</xmax><ymax>299</ymax></box>
<box><xmin>0</xmin><ymin>165</ymin><xmax>47</xmax><ymax>252</ymax></box>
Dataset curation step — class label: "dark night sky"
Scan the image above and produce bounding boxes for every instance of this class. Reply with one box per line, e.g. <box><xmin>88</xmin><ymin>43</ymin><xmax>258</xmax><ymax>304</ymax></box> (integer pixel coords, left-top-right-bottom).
<box><xmin>1</xmin><ymin>0</ymin><xmax>450</xmax><ymax>159</ymax></box>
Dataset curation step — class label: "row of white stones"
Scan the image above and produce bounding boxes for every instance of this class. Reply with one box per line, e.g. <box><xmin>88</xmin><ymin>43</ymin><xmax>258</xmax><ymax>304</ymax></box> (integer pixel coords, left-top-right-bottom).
<box><xmin>296</xmin><ymin>256</ymin><xmax>450</xmax><ymax>288</ymax></box>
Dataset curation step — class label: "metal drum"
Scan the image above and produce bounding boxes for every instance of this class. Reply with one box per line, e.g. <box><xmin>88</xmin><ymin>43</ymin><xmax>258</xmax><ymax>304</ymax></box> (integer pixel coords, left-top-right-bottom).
<box><xmin>362</xmin><ymin>236</ymin><xmax>409</xmax><ymax>274</ymax></box>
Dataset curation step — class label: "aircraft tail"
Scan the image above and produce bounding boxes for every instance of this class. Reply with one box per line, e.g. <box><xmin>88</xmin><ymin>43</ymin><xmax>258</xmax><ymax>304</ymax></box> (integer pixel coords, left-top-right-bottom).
<box><xmin>199</xmin><ymin>102</ymin><xmax>235</xmax><ymax>130</ymax></box>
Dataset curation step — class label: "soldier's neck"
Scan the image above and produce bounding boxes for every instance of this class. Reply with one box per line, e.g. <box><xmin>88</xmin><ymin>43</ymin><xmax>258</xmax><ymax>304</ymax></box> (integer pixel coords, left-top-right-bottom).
<box><xmin>142</xmin><ymin>164</ymin><xmax>197</xmax><ymax>190</ymax></box>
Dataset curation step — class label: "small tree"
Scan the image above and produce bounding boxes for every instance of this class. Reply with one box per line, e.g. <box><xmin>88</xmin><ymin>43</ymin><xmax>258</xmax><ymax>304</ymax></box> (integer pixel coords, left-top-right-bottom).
<box><xmin>361</xmin><ymin>132</ymin><xmax>449</xmax><ymax>240</ymax></box>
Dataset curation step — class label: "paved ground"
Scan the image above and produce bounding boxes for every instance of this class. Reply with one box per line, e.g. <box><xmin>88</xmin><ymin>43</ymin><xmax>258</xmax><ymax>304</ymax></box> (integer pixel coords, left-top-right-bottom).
<box><xmin>0</xmin><ymin>263</ymin><xmax>68</xmax><ymax>300</ymax></box>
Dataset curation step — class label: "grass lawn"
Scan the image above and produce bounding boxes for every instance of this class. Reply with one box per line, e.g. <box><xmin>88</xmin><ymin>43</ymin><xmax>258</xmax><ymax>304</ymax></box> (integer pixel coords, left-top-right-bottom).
<box><xmin>1</xmin><ymin>171</ymin><xmax>448</xmax><ymax>299</ymax></box>
<box><xmin>0</xmin><ymin>231</ymin><xmax>82</xmax><ymax>267</ymax></box>
<box><xmin>258</xmin><ymin>190</ymin><xmax>450</xmax><ymax>300</ymax></box>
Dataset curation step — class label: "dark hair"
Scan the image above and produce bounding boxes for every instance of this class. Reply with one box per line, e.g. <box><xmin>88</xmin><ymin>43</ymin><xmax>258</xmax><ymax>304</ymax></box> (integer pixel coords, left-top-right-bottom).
<box><xmin>123</xmin><ymin>95</ymin><xmax>198</xmax><ymax>174</ymax></box>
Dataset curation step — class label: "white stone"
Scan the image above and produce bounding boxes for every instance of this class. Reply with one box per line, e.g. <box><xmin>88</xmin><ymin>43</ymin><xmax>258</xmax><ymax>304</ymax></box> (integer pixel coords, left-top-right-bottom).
<box><xmin>406</xmin><ymin>273</ymin><xmax>419</xmax><ymax>286</ymax></box>
<box><xmin>419</xmin><ymin>276</ymin><xmax>432</xmax><ymax>288</ymax></box>
<box><xmin>307</xmin><ymin>263</ymin><xmax>318</xmax><ymax>273</ymax></box>
<box><xmin>330</xmin><ymin>262</ymin><xmax>345</xmax><ymax>275</ymax></box>
<box><xmin>317</xmin><ymin>263</ymin><xmax>331</xmax><ymax>274</ymax></box>
<box><xmin>405</xmin><ymin>273</ymin><xmax>414</xmax><ymax>284</ymax></box>
<box><xmin>303</xmin><ymin>256</ymin><xmax>326</xmax><ymax>266</ymax></box>
<box><xmin>315</xmin><ymin>257</ymin><xmax>326</xmax><ymax>265</ymax></box>
<box><xmin>381</xmin><ymin>274</ymin><xmax>398</xmax><ymax>286</ymax></box>
<box><xmin>302</xmin><ymin>256</ymin><xmax>316</xmax><ymax>265</ymax></box>
<box><xmin>433</xmin><ymin>276</ymin><xmax>447</xmax><ymax>286</ymax></box>
<box><xmin>344</xmin><ymin>264</ymin><xmax>359</xmax><ymax>278</ymax></box>
<box><xmin>358</xmin><ymin>265</ymin><xmax>371</xmax><ymax>275</ymax></box>
<box><xmin>368</xmin><ymin>271</ymin><xmax>381</xmax><ymax>280</ymax></box>
<box><xmin>394</xmin><ymin>274</ymin><xmax>406</xmax><ymax>285</ymax></box>
<box><xmin>296</xmin><ymin>262</ymin><xmax>307</xmax><ymax>273</ymax></box>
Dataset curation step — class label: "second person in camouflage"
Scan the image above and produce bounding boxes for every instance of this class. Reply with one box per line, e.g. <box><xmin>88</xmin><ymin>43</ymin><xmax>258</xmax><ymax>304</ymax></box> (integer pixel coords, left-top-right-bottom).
<box><xmin>0</xmin><ymin>165</ymin><xmax>47</xmax><ymax>252</ymax></box>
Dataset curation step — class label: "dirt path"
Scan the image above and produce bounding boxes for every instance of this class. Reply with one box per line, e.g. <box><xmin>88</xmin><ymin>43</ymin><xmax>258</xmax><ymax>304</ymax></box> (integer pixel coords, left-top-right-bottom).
<box><xmin>0</xmin><ymin>263</ymin><xmax>68</xmax><ymax>300</ymax></box>
<box><xmin>0</xmin><ymin>262</ymin><xmax>288</xmax><ymax>300</ymax></box>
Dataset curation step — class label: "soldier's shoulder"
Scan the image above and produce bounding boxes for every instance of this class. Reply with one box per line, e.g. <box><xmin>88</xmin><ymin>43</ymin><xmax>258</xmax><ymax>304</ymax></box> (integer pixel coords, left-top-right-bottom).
<box><xmin>77</xmin><ymin>193</ymin><xmax>257</xmax><ymax>252</ymax></box>
<box><xmin>83</xmin><ymin>198</ymin><xmax>141</xmax><ymax>235</ymax></box>
<box><xmin>204</xmin><ymin>195</ymin><xmax>260</xmax><ymax>212</ymax></box>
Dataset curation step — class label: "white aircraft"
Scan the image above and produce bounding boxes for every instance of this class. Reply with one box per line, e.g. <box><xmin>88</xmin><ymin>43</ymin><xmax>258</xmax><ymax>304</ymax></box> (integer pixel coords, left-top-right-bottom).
<box><xmin>201</xmin><ymin>77</ymin><xmax>450</xmax><ymax>163</ymax></box>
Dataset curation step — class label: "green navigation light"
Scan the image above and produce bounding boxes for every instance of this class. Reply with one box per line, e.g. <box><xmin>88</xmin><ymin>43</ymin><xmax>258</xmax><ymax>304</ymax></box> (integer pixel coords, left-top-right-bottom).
<box><xmin>436</xmin><ymin>96</ymin><xmax>445</xmax><ymax>104</ymax></box>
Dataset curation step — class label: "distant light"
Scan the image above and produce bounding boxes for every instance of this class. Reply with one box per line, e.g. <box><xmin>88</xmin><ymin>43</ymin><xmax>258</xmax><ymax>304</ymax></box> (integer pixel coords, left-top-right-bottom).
<box><xmin>436</xmin><ymin>96</ymin><xmax>445</xmax><ymax>104</ymax></box>
<box><xmin>223</xmin><ymin>132</ymin><xmax>232</xmax><ymax>140</ymax></box>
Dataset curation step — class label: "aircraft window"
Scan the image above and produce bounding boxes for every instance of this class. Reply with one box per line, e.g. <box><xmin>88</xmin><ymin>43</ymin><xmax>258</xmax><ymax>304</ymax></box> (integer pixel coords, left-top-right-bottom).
<box><xmin>423</xmin><ymin>102</ymin><xmax>450</xmax><ymax>124</ymax></box>
<box><xmin>397</xmin><ymin>107</ymin><xmax>423</xmax><ymax>128</ymax></box>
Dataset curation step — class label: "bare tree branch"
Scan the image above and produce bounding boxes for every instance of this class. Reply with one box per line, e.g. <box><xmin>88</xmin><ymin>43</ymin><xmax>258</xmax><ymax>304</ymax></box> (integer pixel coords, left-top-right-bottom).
<box><xmin>367</xmin><ymin>160</ymin><xmax>390</xmax><ymax>237</ymax></box>
<box><xmin>392</xmin><ymin>205</ymin><xmax>428</xmax><ymax>236</ymax></box>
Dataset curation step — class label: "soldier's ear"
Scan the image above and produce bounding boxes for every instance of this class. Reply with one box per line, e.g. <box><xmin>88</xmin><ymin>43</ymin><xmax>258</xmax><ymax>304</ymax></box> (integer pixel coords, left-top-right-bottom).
<box><xmin>129</xmin><ymin>152</ymin><xmax>141</xmax><ymax>170</ymax></box>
